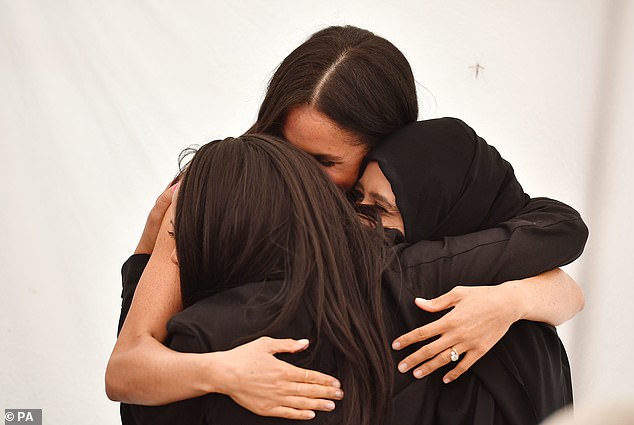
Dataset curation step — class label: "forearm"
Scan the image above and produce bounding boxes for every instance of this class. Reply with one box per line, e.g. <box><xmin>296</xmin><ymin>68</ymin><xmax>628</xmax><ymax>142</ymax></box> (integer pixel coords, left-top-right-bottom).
<box><xmin>500</xmin><ymin>268</ymin><xmax>585</xmax><ymax>326</ymax></box>
<box><xmin>398</xmin><ymin>197</ymin><xmax>589</xmax><ymax>298</ymax></box>
<box><xmin>106</xmin><ymin>205</ymin><xmax>208</xmax><ymax>404</ymax></box>
<box><xmin>106</xmin><ymin>334</ymin><xmax>223</xmax><ymax>405</ymax></box>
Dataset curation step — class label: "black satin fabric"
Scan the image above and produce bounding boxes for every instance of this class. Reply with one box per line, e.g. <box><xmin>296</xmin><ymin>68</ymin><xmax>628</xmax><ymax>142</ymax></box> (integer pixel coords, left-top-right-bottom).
<box><xmin>366</xmin><ymin>118</ymin><xmax>528</xmax><ymax>242</ymax></box>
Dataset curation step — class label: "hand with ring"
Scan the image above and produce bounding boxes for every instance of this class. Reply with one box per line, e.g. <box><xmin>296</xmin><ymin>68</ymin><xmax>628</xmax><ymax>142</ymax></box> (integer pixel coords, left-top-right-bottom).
<box><xmin>392</xmin><ymin>285</ymin><xmax>521</xmax><ymax>384</ymax></box>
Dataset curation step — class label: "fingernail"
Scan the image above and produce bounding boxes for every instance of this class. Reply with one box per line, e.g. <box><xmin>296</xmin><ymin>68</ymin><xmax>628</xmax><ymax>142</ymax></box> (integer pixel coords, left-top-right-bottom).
<box><xmin>297</xmin><ymin>339</ymin><xmax>309</xmax><ymax>347</ymax></box>
<box><xmin>306</xmin><ymin>411</ymin><xmax>315</xmax><ymax>419</ymax></box>
<box><xmin>171</xmin><ymin>182</ymin><xmax>181</xmax><ymax>192</ymax></box>
<box><xmin>414</xmin><ymin>369</ymin><xmax>423</xmax><ymax>379</ymax></box>
<box><xmin>335</xmin><ymin>389</ymin><xmax>343</xmax><ymax>399</ymax></box>
<box><xmin>415</xmin><ymin>297</ymin><xmax>428</xmax><ymax>304</ymax></box>
<box><xmin>325</xmin><ymin>401</ymin><xmax>336</xmax><ymax>411</ymax></box>
<box><xmin>443</xmin><ymin>377</ymin><xmax>452</xmax><ymax>384</ymax></box>
<box><xmin>398</xmin><ymin>362</ymin><xmax>408</xmax><ymax>373</ymax></box>
<box><xmin>392</xmin><ymin>340</ymin><xmax>401</xmax><ymax>350</ymax></box>
<box><xmin>331</xmin><ymin>380</ymin><xmax>341</xmax><ymax>388</ymax></box>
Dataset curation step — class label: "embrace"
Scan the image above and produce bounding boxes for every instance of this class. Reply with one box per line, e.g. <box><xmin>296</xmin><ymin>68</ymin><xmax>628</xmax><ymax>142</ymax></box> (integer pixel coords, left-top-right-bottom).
<box><xmin>106</xmin><ymin>25</ymin><xmax>587</xmax><ymax>425</ymax></box>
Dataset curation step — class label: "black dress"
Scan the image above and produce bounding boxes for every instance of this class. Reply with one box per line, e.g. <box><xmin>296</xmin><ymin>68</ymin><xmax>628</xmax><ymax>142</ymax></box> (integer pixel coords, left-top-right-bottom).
<box><xmin>121</xmin><ymin>197</ymin><xmax>587</xmax><ymax>425</ymax></box>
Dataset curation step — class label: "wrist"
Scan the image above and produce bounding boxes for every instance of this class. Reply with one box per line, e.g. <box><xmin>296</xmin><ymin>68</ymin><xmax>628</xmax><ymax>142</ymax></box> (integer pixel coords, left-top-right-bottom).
<box><xmin>199</xmin><ymin>351</ymin><xmax>232</xmax><ymax>396</ymax></box>
<box><xmin>498</xmin><ymin>281</ymin><xmax>533</xmax><ymax>323</ymax></box>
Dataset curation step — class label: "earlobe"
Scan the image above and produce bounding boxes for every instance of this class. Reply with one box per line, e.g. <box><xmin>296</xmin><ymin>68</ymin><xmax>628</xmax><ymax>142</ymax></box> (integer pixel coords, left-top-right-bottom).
<box><xmin>170</xmin><ymin>248</ymin><xmax>179</xmax><ymax>265</ymax></box>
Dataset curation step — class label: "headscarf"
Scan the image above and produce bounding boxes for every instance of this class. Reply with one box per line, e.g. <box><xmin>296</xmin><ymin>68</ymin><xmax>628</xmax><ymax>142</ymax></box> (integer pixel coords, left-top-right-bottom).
<box><xmin>366</xmin><ymin>118</ymin><xmax>528</xmax><ymax>242</ymax></box>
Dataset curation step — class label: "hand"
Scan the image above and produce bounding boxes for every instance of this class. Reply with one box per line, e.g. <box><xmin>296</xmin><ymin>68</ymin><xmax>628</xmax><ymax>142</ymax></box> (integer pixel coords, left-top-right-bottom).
<box><xmin>213</xmin><ymin>336</ymin><xmax>344</xmax><ymax>420</ymax></box>
<box><xmin>134</xmin><ymin>182</ymin><xmax>179</xmax><ymax>255</ymax></box>
<box><xmin>392</xmin><ymin>285</ymin><xmax>524</xmax><ymax>383</ymax></box>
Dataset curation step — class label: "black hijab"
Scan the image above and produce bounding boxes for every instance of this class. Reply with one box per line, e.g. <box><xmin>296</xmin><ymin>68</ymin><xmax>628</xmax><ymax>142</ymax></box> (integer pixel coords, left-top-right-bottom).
<box><xmin>366</xmin><ymin>118</ymin><xmax>528</xmax><ymax>242</ymax></box>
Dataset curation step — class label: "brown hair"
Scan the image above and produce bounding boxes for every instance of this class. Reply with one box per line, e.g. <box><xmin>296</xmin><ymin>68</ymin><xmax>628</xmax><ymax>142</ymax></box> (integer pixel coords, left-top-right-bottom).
<box><xmin>249</xmin><ymin>25</ymin><xmax>418</xmax><ymax>148</ymax></box>
<box><xmin>174</xmin><ymin>134</ymin><xmax>392</xmax><ymax>425</ymax></box>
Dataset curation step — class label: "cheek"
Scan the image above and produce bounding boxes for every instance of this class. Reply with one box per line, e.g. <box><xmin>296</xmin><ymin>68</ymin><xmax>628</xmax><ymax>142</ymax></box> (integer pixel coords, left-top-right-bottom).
<box><xmin>334</xmin><ymin>152</ymin><xmax>368</xmax><ymax>190</ymax></box>
<box><xmin>382</xmin><ymin>214</ymin><xmax>405</xmax><ymax>236</ymax></box>
<box><xmin>324</xmin><ymin>167</ymin><xmax>357</xmax><ymax>191</ymax></box>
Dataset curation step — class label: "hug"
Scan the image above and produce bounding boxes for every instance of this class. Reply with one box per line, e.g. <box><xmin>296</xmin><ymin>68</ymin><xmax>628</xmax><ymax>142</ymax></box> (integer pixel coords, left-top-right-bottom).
<box><xmin>106</xmin><ymin>25</ymin><xmax>587</xmax><ymax>425</ymax></box>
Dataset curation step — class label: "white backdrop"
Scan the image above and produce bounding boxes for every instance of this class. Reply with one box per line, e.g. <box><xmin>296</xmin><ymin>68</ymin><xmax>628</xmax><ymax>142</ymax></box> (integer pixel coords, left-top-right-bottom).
<box><xmin>1</xmin><ymin>1</ymin><xmax>633</xmax><ymax>424</ymax></box>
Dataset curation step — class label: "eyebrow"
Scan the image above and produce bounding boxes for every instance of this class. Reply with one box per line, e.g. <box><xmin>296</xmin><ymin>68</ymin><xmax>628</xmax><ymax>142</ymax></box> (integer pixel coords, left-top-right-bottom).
<box><xmin>371</xmin><ymin>192</ymin><xmax>399</xmax><ymax>212</ymax></box>
<box><xmin>356</xmin><ymin>182</ymin><xmax>399</xmax><ymax>212</ymax></box>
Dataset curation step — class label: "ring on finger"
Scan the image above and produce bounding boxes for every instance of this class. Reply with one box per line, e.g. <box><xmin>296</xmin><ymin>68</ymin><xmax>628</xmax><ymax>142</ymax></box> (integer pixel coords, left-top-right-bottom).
<box><xmin>450</xmin><ymin>347</ymin><xmax>459</xmax><ymax>362</ymax></box>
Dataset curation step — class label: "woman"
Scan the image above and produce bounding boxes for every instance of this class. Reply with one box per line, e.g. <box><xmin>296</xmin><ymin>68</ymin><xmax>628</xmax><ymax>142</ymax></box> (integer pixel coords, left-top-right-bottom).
<box><xmin>355</xmin><ymin>118</ymin><xmax>584</xmax><ymax>423</ymax></box>
<box><xmin>249</xmin><ymin>25</ymin><xmax>417</xmax><ymax>190</ymax></box>
<box><xmin>106</xmin><ymin>25</ymin><xmax>586</xmax><ymax>420</ymax></box>
<box><xmin>130</xmin><ymin>134</ymin><xmax>393</xmax><ymax>424</ymax></box>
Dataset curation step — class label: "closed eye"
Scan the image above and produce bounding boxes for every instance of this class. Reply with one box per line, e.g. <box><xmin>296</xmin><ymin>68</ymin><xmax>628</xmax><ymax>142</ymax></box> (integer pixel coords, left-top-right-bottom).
<box><xmin>312</xmin><ymin>154</ymin><xmax>340</xmax><ymax>168</ymax></box>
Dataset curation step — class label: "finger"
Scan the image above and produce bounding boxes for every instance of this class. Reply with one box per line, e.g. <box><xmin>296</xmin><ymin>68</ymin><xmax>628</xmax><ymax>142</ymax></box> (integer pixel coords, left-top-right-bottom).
<box><xmin>415</xmin><ymin>289</ymin><xmax>461</xmax><ymax>313</ymax></box>
<box><xmin>165</xmin><ymin>175</ymin><xmax>182</xmax><ymax>190</ymax></box>
<box><xmin>295</xmin><ymin>368</ymin><xmax>342</xmax><ymax>389</ymax></box>
<box><xmin>284</xmin><ymin>381</ymin><xmax>344</xmax><ymax>400</ymax></box>
<box><xmin>266</xmin><ymin>406</ymin><xmax>316</xmax><ymax>420</ymax></box>
<box><xmin>170</xmin><ymin>182</ymin><xmax>180</xmax><ymax>203</ymax></box>
<box><xmin>411</xmin><ymin>346</ymin><xmax>458</xmax><ymax>379</ymax></box>
<box><xmin>397</xmin><ymin>337</ymin><xmax>454</xmax><ymax>373</ymax></box>
<box><xmin>262</xmin><ymin>337</ymin><xmax>310</xmax><ymax>354</ymax></box>
<box><xmin>392</xmin><ymin>319</ymin><xmax>446</xmax><ymax>350</ymax></box>
<box><xmin>283</xmin><ymin>395</ymin><xmax>337</xmax><ymax>413</ymax></box>
<box><xmin>260</xmin><ymin>338</ymin><xmax>341</xmax><ymax>388</ymax></box>
<box><xmin>442</xmin><ymin>350</ymin><xmax>481</xmax><ymax>384</ymax></box>
<box><xmin>151</xmin><ymin>185</ymin><xmax>175</xmax><ymax>220</ymax></box>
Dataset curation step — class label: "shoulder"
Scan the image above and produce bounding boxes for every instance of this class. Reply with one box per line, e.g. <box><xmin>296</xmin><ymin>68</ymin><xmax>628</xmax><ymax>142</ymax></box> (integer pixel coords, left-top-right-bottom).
<box><xmin>419</xmin><ymin>117</ymin><xmax>476</xmax><ymax>135</ymax></box>
<box><xmin>394</xmin><ymin>117</ymin><xmax>478</xmax><ymax>142</ymax></box>
<box><xmin>166</xmin><ymin>281</ymin><xmax>285</xmax><ymax>352</ymax></box>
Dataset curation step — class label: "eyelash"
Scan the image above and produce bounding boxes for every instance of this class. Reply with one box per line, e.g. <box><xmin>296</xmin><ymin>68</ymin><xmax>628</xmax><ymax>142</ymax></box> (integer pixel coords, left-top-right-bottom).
<box><xmin>374</xmin><ymin>203</ymin><xmax>390</xmax><ymax>214</ymax></box>
<box><xmin>350</xmin><ymin>187</ymin><xmax>396</xmax><ymax>216</ymax></box>
<box><xmin>318</xmin><ymin>159</ymin><xmax>336</xmax><ymax>167</ymax></box>
<box><xmin>167</xmin><ymin>230</ymin><xmax>175</xmax><ymax>239</ymax></box>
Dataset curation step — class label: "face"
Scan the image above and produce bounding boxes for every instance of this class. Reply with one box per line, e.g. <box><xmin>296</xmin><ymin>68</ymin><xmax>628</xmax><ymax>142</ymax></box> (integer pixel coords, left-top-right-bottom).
<box><xmin>282</xmin><ymin>104</ymin><xmax>368</xmax><ymax>190</ymax></box>
<box><xmin>354</xmin><ymin>161</ymin><xmax>405</xmax><ymax>235</ymax></box>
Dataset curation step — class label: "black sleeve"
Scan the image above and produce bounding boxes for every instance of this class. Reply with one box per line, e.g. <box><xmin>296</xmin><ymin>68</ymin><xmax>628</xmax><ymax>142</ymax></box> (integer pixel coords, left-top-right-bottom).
<box><xmin>118</xmin><ymin>254</ymin><xmax>151</xmax><ymax>335</ymax></box>
<box><xmin>394</xmin><ymin>197</ymin><xmax>588</xmax><ymax>299</ymax></box>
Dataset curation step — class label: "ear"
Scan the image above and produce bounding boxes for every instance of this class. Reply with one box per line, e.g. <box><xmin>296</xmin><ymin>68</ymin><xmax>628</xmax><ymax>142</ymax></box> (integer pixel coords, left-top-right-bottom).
<box><xmin>170</xmin><ymin>248</ymin><xmax>179</xmax><ymax>266</ymax></box>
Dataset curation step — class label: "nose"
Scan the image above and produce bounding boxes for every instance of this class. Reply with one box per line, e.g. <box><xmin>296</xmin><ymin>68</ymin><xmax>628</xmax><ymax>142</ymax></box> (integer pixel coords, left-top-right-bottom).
<box><xmin>358</xmin><ymin>192</ymin><xmax>373</xmax><ymax>206</ymax></box>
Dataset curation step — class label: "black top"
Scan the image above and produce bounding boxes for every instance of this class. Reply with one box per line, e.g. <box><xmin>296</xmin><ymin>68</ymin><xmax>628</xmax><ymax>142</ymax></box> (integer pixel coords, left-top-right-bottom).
<box><xmin>124</xmin><ymin>118</ymin><xmax>587</xmax><ymax>424</ymax></box>
<box><xmin>121</xmin><ymin>196</ymin><xmax>587</xmax><ymax>425</ymax></box>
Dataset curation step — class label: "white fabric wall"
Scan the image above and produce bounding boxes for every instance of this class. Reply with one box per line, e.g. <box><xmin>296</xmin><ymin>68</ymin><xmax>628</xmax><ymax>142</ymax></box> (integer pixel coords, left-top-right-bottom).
<box><xmin>1</xmin><ymin>1</ymin><xmax>632</xmax><ymax>423</ymax></box>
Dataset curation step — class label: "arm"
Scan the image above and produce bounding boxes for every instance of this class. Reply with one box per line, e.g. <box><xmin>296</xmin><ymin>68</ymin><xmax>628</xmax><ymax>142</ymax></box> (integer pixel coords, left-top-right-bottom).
<box><xmin>106</xmin><ymin>200</ymin><xmax>214</xmax><ymax>404</ymax></box>
<box><xmin>389</xmin><ymin>197</ymin><xmax>587</xmax><ymax>382</ymax></box>
<box><xmin>395</xmin><ymin>197</ymin><xmax>588</xmax><ymax>296</ymax></box>
<box><xmin>497</xmin><ymin>267</ymin><xmax>584</xmax><ymax>326</ymax></box>
<box><xmin>106</xmin><ymin>186</ymin><xmax>342</xmax><ymax>419</ymax></box>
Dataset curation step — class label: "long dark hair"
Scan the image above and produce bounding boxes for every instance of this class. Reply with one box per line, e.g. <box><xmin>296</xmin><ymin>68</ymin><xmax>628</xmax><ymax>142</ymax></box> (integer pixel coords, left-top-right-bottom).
<box><xmin>174</xmin><ymin>134</ymin><xmax>392</xmax><ymax>425</ymax></box>
<box><xmin>248</xmin><ymin>25</ymin><xmax>418</xmax><ymax>148</ymax></box>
